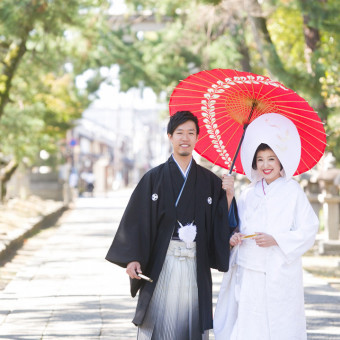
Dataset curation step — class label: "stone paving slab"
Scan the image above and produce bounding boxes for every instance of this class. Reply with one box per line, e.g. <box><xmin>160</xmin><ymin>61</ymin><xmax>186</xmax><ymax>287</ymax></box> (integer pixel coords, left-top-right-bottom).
<box><xmin>304</xmin><ymin>271</ymin><xmax>340</xmax><ymax>339</ymax></box>
<box><xmin>0</xmin><ymin>190</ymin><xmax>339</xmax><ymax>339</ymax></box>
<box><xmin>0</xmin><ymin>196</ymin><xmax>66</xmax><ymax>265</ymax></box>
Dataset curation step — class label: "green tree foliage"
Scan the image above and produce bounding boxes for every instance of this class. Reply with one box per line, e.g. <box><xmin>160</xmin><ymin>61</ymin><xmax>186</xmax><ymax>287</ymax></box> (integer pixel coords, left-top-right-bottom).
<box><xmin>0</xmin><ymin>0</ymin><xmax>114</xmax><ymax>200</ymax></box>
<box><xmin>101</xmin><ymin>0</ymin><xmax>250</xmax><ymax>95</ymax></box>
<box><xmin>0</xmin><ymin>0</ymin><xmax>111</xmax><ymax>193</ymax></box>
<box><xmin>105</xmin><ymin>0</ymin><xmax>340</xmax><ymax>164</ymax></box>
<box><xmin>1</xmin><ymin>0</ymin><xmax>340</xmax><ymax>171</ymax></box>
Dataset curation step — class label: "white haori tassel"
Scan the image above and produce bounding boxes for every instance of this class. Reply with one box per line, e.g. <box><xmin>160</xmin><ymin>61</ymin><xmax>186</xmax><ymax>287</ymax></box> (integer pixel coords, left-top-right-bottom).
<box><xmin>178</xmin><ymin>220</ymin><xmax>197</xmax><ymax>248</ymax></box>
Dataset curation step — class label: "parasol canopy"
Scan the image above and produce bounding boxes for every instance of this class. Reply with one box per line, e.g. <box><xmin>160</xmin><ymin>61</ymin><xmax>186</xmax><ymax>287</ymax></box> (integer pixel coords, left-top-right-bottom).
<box><xmin>169</xmin><ymin>68</ymin><xmax>327</xmax><ymax>175</ymax></box>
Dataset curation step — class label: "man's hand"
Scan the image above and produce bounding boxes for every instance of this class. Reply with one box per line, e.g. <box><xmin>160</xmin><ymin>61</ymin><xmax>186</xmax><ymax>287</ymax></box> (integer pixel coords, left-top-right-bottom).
<box><xmin>126</xmin><ymin>261</ymin><xmax>142</xmax><ymax>279</ymax></box>
<box><xmin>222</xmin><ymin>174</ymin><xmax>235</xmax><ymax>209</ymax></box>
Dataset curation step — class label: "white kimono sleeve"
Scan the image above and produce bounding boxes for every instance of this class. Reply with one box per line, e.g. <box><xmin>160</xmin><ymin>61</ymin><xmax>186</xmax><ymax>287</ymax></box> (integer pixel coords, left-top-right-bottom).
<box><xmin>271</xmin><ymin>185</ymin><xmax>319</xmax><ymax>264</ymax></box>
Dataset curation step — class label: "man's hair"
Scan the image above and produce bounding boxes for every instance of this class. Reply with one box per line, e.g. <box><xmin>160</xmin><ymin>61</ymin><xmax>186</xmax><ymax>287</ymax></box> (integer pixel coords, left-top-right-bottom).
<box><xmin>252</xmin><ymin>143</ymin><xmax>283</xmax><ymax>170</ymax></box>
<box><xmin>167</xmin><ymin>111</ymin><xmax>200</xmax><ymax>135</ymax></box>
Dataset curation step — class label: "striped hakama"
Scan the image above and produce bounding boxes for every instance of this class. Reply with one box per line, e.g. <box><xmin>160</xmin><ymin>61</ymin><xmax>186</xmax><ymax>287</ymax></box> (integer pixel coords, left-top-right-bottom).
<box><xmin>137</xmin><ymin>240</ymin><xmax>209</xmax><ymax>340</ymax></box>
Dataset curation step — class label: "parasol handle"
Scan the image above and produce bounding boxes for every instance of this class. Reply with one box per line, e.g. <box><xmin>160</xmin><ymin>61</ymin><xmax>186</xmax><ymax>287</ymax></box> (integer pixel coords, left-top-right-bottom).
<box><xmin>228</xmin><ymin>124</ymin><xmax>249</xmax><ymax>175</ymax></box>
<box><xmin>228</xmin><ymin>102</ymin><xmax>256</xmax><ymax>175</ymax></box>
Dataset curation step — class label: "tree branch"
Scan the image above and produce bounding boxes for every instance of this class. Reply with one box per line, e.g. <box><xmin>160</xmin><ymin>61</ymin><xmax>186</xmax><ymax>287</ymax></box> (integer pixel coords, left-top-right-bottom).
<box><xmin>0</xmin><ymin>38</ymin><xmax>28</xmax><ymax>119</ymax></box>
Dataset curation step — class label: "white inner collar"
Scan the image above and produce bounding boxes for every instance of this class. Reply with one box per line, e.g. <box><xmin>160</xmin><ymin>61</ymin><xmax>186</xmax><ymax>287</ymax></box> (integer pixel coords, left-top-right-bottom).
<box><xmin>172</xmin><ymin>154</ymin><xmax>192</xmax><ymax>178</ymax></box>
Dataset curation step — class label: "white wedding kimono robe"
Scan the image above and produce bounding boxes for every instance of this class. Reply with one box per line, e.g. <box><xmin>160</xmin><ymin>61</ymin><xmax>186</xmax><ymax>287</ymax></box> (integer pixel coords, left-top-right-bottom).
<box><xmin>214</xmin><ymin>177</ymin><xmax>319</xmax><ymax>340</ymax></box>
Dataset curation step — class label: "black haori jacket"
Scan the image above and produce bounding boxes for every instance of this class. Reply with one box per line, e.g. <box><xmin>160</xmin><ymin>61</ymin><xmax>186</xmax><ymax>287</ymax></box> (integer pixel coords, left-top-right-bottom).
<box><xmin>105</xmin><ymin>157</ymin><xmax>236</xmax><ymax>333</ymax></box>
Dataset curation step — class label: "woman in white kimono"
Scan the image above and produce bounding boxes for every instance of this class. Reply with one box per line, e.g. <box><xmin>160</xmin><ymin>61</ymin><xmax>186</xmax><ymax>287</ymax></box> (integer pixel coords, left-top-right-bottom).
<box><xmin>214</xmin><ymin>113</ymin><xmax>319</xmax><ymax>340</ymax></box>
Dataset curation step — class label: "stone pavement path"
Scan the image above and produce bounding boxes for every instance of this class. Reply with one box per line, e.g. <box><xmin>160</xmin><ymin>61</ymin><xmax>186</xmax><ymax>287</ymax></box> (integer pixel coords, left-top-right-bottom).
<box><xmin>0</xmin><ymin>191</ymin><xmax>136</xmax><ymax>340</ymax></box>
<box><xmin>0</xmin><ymin>190</ymin><xmax>339</xmax><ymax>339</ymax></box>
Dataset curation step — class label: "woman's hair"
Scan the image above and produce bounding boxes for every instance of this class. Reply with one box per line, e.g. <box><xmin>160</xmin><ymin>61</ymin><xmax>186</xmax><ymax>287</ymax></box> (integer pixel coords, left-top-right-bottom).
<box><xmin>252</xmin><ymin>143</ymin><xmax>283</xmax><ymax>170</ymax></box>
<box><xmin>167</xmin><ymin>111</ymin><xmax>200</xmax><ymax>135</ymax></box>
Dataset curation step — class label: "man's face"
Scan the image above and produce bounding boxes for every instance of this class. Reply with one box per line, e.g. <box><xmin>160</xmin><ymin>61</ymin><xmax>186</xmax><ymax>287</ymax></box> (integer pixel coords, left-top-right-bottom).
<box><xmin>168</xmin><ymin>120</ymin><xmax>198</xmax><ymax>158</ymax></box>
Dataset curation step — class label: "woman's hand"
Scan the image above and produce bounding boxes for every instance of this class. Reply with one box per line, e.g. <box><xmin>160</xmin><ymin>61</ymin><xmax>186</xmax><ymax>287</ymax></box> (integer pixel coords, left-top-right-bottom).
<box><xmin>254</xmin><ymin>232</ymin><xmax>278</xmax><ymax>247</ymax></box>
<box><xmin>230</xmin><ymin>232</ymin><xmax>244</xmax><ymax>247</ymax></box>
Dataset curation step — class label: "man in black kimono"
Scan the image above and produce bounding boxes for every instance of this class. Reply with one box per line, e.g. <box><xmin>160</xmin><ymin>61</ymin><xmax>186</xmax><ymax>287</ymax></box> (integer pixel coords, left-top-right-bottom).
<box><xmin>106</xmin><ymin>111</ymin><xmax>237</xmax><ymax>339</ymax></box>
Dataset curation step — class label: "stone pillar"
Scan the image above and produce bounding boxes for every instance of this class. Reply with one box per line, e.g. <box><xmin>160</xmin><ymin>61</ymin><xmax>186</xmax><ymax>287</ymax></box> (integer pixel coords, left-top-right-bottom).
<box><xmin>319</xmin><ymin>194</ymin><xmax>340</xmax><ymax>240</ymax></box>
<box><xmin>317</xmin><ymin>169</ymin><xmax>340</xmax><ymax>254</ymax></box>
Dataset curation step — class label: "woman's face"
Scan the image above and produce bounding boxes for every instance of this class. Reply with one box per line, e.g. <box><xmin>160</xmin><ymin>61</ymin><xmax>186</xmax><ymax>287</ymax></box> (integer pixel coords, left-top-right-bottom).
<box><xmin>256</xmin><ymin>148</ymin><xmax>282</xmax><ymax>184</ymax></box>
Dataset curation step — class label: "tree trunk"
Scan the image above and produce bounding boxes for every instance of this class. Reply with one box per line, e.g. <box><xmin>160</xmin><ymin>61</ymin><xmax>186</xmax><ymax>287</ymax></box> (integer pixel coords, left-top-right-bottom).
<box><xmin>244</xmin><ymin>0</ymin><xmax>292</xmax><ymax>85</ymax></box>
<box><xmin>0</xmin><ymin>39</ymin><xmax>28</xmax><ymax>119</ymax></box>
<box><xmin>230</xmin><ymin>17</ymin><xmax>252</xmax><ymax>72</ymax></box>
<box><xmin>0</xmin><ymin>1</ymin><xmax>42</xmax><ymax>119</ymax></box>
<box><xmin>0</xmin><ymin>159</ymin><xmax>19</xmax><ymax>201</ymax></box>
<box><xmin>245</xmin><ymin>0</ymin><xmax>329</xmax><ymax>122</ymax></box>
<box><xmin>298</xmin><ymin>0</ymin><xmax>329</xmax><ymax>122</ymax></box>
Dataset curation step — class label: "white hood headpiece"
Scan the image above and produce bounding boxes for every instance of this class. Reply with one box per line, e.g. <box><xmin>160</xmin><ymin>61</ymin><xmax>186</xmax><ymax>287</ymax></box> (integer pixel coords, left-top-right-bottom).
<box><xmin>240</xmin><ymin>113</ymin><xmax>301</xmax><ymax>183</ymax></box>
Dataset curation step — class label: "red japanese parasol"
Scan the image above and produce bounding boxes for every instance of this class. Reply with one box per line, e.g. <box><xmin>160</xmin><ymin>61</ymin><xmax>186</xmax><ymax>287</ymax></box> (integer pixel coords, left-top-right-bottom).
<box><xmin>169</xmin><ymin>68</ymin><xmax>326</xmax><ymax>175</ymax></box>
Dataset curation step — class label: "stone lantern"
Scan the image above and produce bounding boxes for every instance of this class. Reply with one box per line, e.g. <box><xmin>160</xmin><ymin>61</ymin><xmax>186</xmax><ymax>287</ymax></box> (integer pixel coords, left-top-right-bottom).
<box><xmin>317</xmin><ymin>169</ymin><xmax>340</xmax><ymax>254</ymax></box>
